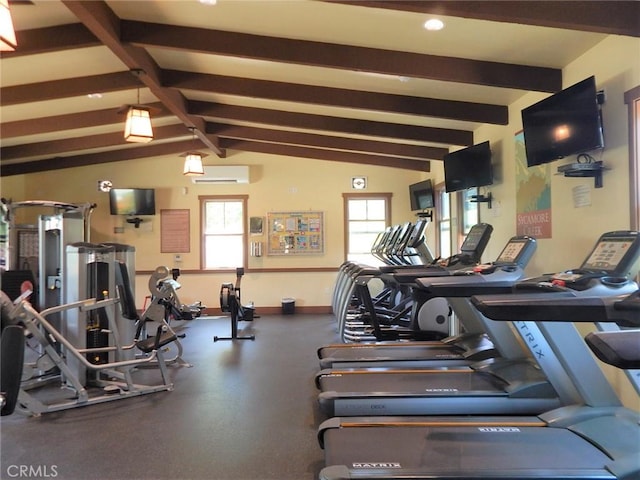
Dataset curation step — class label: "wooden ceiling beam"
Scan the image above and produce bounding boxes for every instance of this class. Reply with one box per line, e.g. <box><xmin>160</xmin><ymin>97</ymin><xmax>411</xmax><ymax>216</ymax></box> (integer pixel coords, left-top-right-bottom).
<box><xmin>123</xmin><ymin>20</ymin><xmax>561</xmax><ymax>92</ymax></box>
<box><xmin>1</xmin><ymin>124</ymin><xmax>189</xmax><ymax>161</ymax></box>
<box><xmin>210</xmin><ymin>124</ymin><xmax>447</xmax><ymax>161</ymax></box>
<box><xmin>0</xmin><ymin>103</ymin><xmax>171</xmax><ymax>138</ymax></box>
<box><xmin>1</xmin><ymin>135</ymin><xmax>430</xmax><ymax>176</ymax></box>
<box><xmin>7</xmin><ymin>67</ymin><xmax>501</xmax><ymax>127</ymax></box>
<box><xmin>221</xmin><ymin>139</ymin><xmax>431</xmax><ymax>172</ymax></box>
<box><xmin>0</xmin><ymin>140</ymin><xmax>197</xmax><ymax>177</ymax></box>
<box><xmin>61</xmin><ymin>0</ymin><xmax>224</xmax><ymax>157</ymax></box>
<box><xmin>4</xmin><ymin>23</ymin><xmax>100</xmax><ymax>57</ymax></box>
<box><xmin>193</xmin><ymin>101</ymin><xmax>472</xmax><ymax>146</ymax></box>
<box><xmin>0</xmin><ymin>72</ymin><xmax>138</xmax><ymax>106</ymax></box>
<box><xmin>1</xmin><ymin>117</ymin><xmax>445</xmax><ymax>163</ymax></box>
<box><xmin>325</xmin><ymin>1</ymin><xmax>640</xmax><ymax>37</ymax></box>
<box><xmin>167</xmin><ymin>70</ymin><xmax>508</xmax><ymax>125</ymax></box>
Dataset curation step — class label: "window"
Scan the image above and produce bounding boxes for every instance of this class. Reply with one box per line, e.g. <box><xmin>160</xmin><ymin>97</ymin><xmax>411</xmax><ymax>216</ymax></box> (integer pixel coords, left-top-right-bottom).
<box><xmin>435</xmin><ymin>183</ymin><xmax>451</xmax><ymax>260</ymax></box>
<box><xmin>625</xmin><ymin>85</ymin><xmax>640</xmax><ymax>231</ymax></box>
<box><xmin>200</xmin><ymin>195</ymin><xmax>247</xmax><ymax>270</ymax></box>
<box><xmin>435</xmin><ymin>185</ymin><xmax>479</xmax><ymax>260</ymax></box>
<box><xmin>460</xmin><ymin>187</ymin><xmax>479</xmax><ymax>235</ymax></box>
<box><xmin>625</xmin><ymin>85</ymin><xmax>639</xmax><ymax>283</ymax></box>
<box><xmin>343</xmin><ymin>193</ymin><xmax>391</xmax><ymax>265</ymax></box>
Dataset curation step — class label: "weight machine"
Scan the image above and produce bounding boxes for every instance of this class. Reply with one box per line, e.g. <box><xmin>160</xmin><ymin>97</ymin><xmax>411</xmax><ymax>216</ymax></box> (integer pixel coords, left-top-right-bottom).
<box><xmin>1</xmin><ymin>199</ymin><xmax>94</xmax><ymax>313</ymax></box>
<box><xmin>10</xmin><ymin>244</ymin><xmax>183</xmax><ymax>416</ymax></box>
<box><xmin>12</xmin><ymin>293</ymin><xmax>176</xmax><ymax>416</ymax></box>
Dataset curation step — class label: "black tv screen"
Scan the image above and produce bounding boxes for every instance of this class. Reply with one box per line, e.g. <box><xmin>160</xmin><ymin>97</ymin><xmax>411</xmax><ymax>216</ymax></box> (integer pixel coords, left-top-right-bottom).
<box><xmin>109</xmin><ymin>188</ymin><xmax>156</xmax><ymax>215</ymax></box>
<box><xmin>521</xmin><ymin>76</ymin><xmax>604</xmax><ymax>167</ymax></box>
<box><xmin>409</xmin><ymin>179</ymin><xmax>435</xmax><ymax>210</ymax></box>
<box><xmin>444</xmin><ymin>141</ymin><xmax>493</xmax><ymax>193</ymax></box>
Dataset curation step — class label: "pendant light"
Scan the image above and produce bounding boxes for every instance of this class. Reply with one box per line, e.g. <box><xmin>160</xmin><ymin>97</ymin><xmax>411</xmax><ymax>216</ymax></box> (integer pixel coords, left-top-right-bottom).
<box><xmin>182</xmin><ymin>128</ymin><xmax>206</xmax><ymax>176</ymax></box>
<box><xmin>124</xmin><ymin>69</ymin><xmax>153</xmax><ymax>143</ymax></box>
<box><xmin>0</xmin><ymin>0</ymin><xmax>17</xmax><ymax>52</ymax></box>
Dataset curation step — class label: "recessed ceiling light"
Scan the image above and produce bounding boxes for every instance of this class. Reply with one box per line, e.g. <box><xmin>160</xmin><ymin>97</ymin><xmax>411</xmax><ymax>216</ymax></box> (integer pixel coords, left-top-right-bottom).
<box><xmin>424</xmin><ymin>18</ymin><xmax>444</xmax><ymax>31</ymax></box>
<box><xmin>87</xmin><ymin>93</ymin><xmax>103</xmax><ymax>99</ymax></box>
<box><xmin>199</xmin><ymin>0</ymin><xmax>217</xmax><ymax>5</ymax></box>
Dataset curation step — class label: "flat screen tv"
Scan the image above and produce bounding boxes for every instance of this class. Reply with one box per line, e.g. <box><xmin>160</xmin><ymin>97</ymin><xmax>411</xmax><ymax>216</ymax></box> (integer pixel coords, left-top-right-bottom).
<box><xmin>409</xmin><ymin>179</ymin><xmax>435</xmax><ymax>211</ymax></box>
<box><xmin>521</xmin><ymin>76</ymin><xmax>604</xmax><ymax>167</ymax></box>
<box><xmin>444</xmin><ymin>141</ymin><xmax>493</xmax><ymax>193</ymax></box>
<box><xmin>109</xmin><ymin>188</ymin><xmax>156</xmax><ymax>216</ymax></box>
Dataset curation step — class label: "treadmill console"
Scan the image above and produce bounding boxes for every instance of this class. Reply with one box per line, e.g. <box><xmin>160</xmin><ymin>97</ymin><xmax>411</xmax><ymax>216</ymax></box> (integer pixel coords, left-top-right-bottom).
<box><xmin>387</xmin><ymin>223</ymin><xmax>494</xmax><ymax>281</ymax></box>
<box><xmin>581</xmin><ymin>231</ymin><xmax>640</xmax><ymax>276</ymax></box>
<box><xmin>520</xmin><ymin>231</ymin><xmax>640</xmax><ymax>292</ymax></box>
<box><xmin>407</xmin><ymin>218</ymin><xmax>428</xmax><ymax>248</ymax></box>
<box><xmin>390</xmin><ymin>222</ymin><xmax>413</xmax><ymax>259</ymax></box>
<box><xmin>400</xmin><ymin>219</ymin><xmax>431</xmax><ymax>265</ymax></box>
<box><xmin>413</xmin><ymin>235</ymin><xmax>537</xmax><ymax>297</ymax></box>
<box><xmin>443</xmin><ymin>223</ymin><xmax>493</xmax><ymax>267</ymax></box>
<box><xmin>494</xmin><ymin>236</ymin><xmax>537</xmax><ymax>268</ymax></box>
<box><xmin>454</xmin><ymin>236</ymin><xmax>537</xmax><ymax>276</ymax></box>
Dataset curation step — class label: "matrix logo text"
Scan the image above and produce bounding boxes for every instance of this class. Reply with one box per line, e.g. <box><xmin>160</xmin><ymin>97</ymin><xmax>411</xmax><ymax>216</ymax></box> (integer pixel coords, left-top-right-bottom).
<box><xmin>6</xmin><ymin>465</ymin><xmax>58</xmax><ymax>478</ymax></box>
<box><xmin>353</xmin><ymin>462</ymin><xmax>401</xmax><ymax>468</ymax></box>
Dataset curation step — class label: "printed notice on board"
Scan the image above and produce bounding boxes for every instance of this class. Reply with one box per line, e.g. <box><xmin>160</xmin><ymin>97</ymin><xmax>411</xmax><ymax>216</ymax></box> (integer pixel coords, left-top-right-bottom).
<box><xmin>572</xmin><ymin>184</ymin><xmax>591</xmax><ymax>208</ymax></box>
<box><xmin>267</xmin><ymin>211</ymin><xmax>324</xmax><ymax>255</ymax></box>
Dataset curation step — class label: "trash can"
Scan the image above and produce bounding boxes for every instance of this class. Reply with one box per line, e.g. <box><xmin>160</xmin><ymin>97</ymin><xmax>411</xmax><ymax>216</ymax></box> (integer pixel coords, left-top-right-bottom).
<box><xmin>281</xmin><ymin>297</ymin><xmax>296</xmax><ymax>315</ymax></box>
<box><xmin>242</xmin><ymin>304</ymin><xmax>255</xmax><ymax>321</ymax></box>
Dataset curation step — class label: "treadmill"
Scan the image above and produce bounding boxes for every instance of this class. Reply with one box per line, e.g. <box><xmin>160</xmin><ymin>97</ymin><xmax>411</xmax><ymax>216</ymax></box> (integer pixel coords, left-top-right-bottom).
<box><xmin>316</xmin><ymin>232</ymin><xmax>640</xmax><ymax>417</ymax></box>
<box><xmin>318</xmin><ymin>235</ymin><xmax>536</xmax><ymax>370</ymax></box>
<box><xmin>340</xmin><ymin>223</ymin><xmax>493</xmax><ymax>343</ymax></box>
<box><xmin>318</xmin><ymin>235</ymin><xmax>640</xmax><ymax>479</ymax></box>
<box><xmin>333</xmin><ymin>222</ymin><xmax>418</xmax><ymax>339</ymax></box>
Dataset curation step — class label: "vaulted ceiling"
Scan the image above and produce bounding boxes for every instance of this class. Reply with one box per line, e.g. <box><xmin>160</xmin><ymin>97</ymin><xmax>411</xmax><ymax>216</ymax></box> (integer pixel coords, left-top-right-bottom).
<box><xmin>1</xmin><ymin>1</ymin><xmax>639</xmax><ymax>177</ymax></box>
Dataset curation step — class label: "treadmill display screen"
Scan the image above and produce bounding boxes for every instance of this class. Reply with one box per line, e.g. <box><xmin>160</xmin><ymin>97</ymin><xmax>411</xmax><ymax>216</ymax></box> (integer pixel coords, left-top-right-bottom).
<box><xmin>496</xmin><ymin>241</ymin><xmax>525</xmax><ymax>263</ymax></box>
<box><xmin>462</xmin><ymin>229</ymin><xmax>483</xmax><ymax>250</ymax></box>
<box><xmin>461</xmin><ymin>224</ymin><xmax>491</xmax><ymax>251</ymax></box>
<box><xmin>583</xmin><ymin>237</ymin><xmax>635</xmax><ymax>272</ymax></box>
<box><xmin>407</xmin><ymin>219</ymin><xmax>427</xmax><ymax>246</ymax></box>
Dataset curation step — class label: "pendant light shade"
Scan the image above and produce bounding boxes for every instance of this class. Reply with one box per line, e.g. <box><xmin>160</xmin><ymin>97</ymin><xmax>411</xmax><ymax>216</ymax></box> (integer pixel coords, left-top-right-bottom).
<box><xmin>182</xmin><ymin>127</ymin><xmax>206</xmax><ymax>176</ymax></box>
<box><xmin>124</xmin><ymin>106</ymin><xmax>153</xmax><ymax>143</ymax></box>
<box><xmin>0</xmin><ymin>0</ymin><xmax>17</xmax><ymax>52</ymax></box>
<box><xmin>183</xmin><ymin>152</ymin><xmax>205</xmax><ymax>176</ymax></box>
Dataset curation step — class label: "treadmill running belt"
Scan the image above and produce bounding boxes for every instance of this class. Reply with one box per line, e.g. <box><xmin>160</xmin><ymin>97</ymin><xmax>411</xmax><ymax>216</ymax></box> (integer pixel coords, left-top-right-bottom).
<box><xmin>322</xmin><ymin>426</ymin><xmax>612</xmax><ymax>478</ymax></box>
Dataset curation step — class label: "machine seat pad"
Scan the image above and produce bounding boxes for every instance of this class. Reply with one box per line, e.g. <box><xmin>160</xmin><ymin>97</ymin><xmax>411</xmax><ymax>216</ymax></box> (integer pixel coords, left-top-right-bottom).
<box><xmin>136</xmin><ymin>331</ymin><xmax>177</xmax><ymax>353</ymax></box>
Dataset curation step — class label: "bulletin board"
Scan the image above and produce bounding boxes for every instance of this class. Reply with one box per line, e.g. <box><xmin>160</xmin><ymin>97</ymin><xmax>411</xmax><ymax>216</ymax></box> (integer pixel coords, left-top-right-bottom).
<box><xmin>267</xmin><ymin>211</ymin><xmax>324</xmax><ymax>256</ymax></box>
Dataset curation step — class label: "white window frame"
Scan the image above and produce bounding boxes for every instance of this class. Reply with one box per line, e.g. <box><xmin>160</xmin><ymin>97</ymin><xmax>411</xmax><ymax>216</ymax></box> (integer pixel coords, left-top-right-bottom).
<box><xmin>624</xmin><ymin>85</ymin><xmax>640</xmax><ymax>231</ymax></box>
<box><xmin>436</xmin><ymin>184</ymin><xmax>479</xmax><ymax>259</ymax></box>
<box><xmin>343</xmin><ymin>193</ymin><xmax>391</xmax><ymax>265</ymax></box>
<box><xmin>435</xmin><ymin>182</ymin><xmax>451</xmax><ymax>259</ymax></box>
<box><xmin>624</xmin><ymin>85</ymin><xmax>640</xmax><ymax>283</ymax></box>
<box><xmin>200</xmin><ymin>195</ymin><xmax>248</xmax><ymax>271</ymax></box>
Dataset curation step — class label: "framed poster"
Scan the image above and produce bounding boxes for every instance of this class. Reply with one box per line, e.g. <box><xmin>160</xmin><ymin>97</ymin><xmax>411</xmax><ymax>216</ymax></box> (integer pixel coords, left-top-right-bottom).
<box><xmin>515</xmin><ymin>131</ymin><xmax>552</xmax><ymax>238</ymax></box>
<box><xmin>267</xmin><ymin>211</ymin><xmax>324</xmax><ymax>255</ymax></box>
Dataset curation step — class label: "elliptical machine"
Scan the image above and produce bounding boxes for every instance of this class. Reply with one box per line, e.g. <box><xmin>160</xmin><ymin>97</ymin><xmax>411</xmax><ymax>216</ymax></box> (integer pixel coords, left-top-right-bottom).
<box><xmin>214</xmin><ymin>268</ymin><xmax>256</xmax><ymax>342</ymax></box>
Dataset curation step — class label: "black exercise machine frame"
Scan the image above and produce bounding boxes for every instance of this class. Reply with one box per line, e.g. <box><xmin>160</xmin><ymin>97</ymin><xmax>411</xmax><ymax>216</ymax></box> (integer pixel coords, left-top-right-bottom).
<box><xmin>214</xmin><ymin>267</ymin><xmax>256</xmax><ymax>342</ymax></box>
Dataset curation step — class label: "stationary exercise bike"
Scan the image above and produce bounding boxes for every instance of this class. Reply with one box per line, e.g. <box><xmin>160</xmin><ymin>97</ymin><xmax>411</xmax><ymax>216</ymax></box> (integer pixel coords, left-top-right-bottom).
<box><xmin>214</xmin><ymin>268</ymin><xmax>256</xmax><ymax>342</ymax></box>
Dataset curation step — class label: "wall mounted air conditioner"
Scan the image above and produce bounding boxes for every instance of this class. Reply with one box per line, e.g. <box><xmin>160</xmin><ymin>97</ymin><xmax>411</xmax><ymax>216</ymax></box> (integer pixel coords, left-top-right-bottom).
<box><xmin>191</xmin><ymin>165</ymin><xmax>250</xmax><ymax>184</ymax></box>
